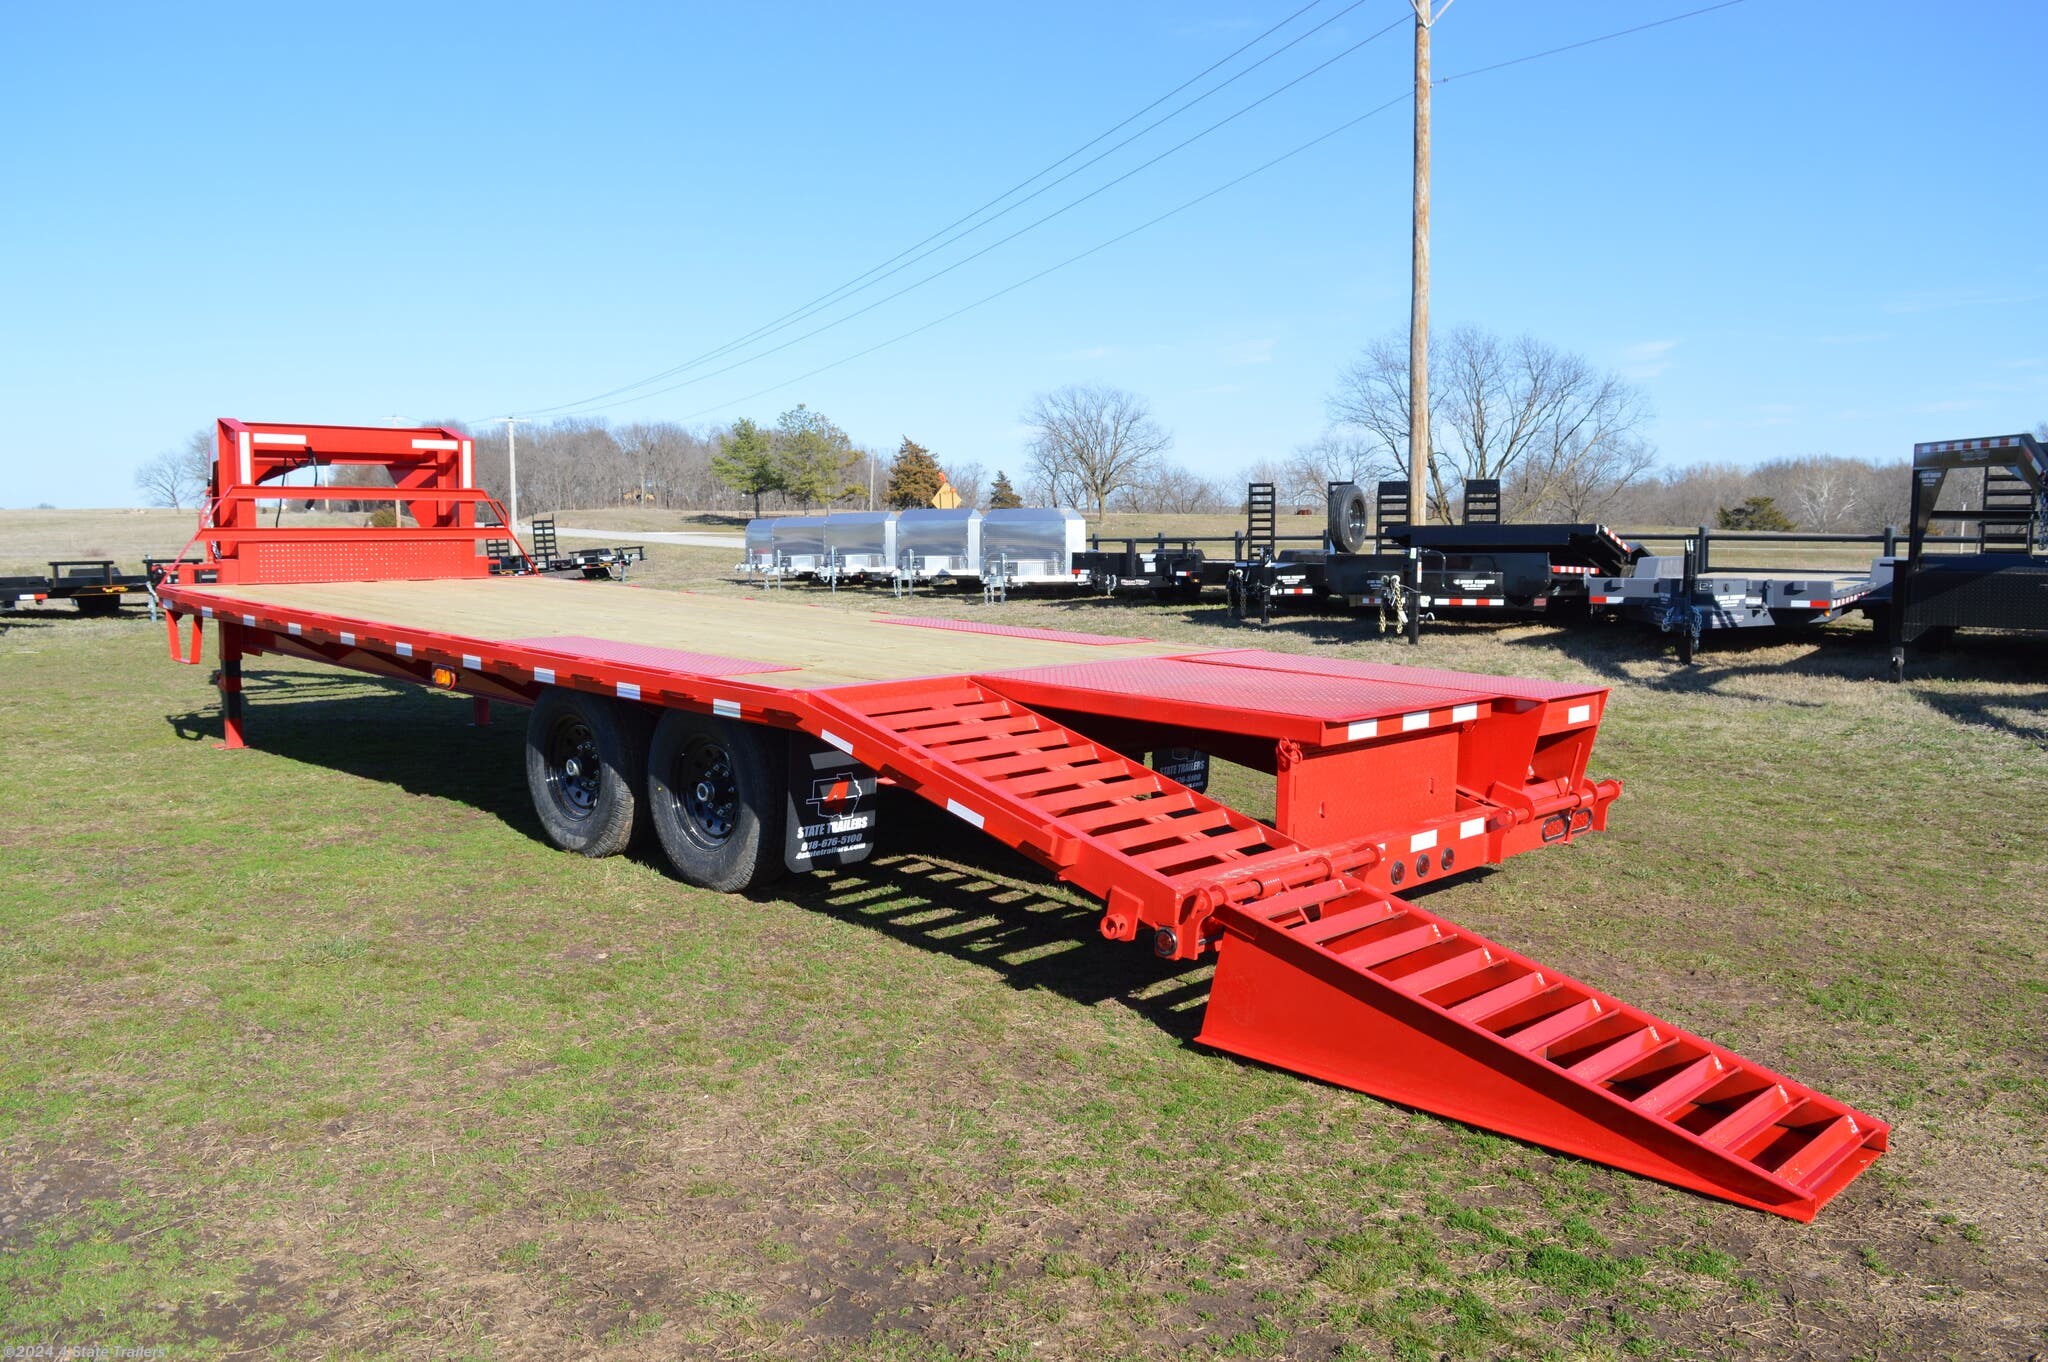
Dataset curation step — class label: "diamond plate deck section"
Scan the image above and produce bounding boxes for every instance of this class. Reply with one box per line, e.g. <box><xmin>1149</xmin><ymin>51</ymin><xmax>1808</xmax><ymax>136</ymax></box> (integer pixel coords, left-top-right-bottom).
<box><xmin>975</xmin><ymin>655</ymin><xmax>1506</xmax><ymax>732</ymax></box>
<box><xmin>500</xmin><ymin>635</ymin><xmax>798</xmax><ymax>676</ymax></box>
<box><xmin>873</xmin><ymin>615</ymin><xmax>1150</xmax><ymax>646</ymax></box>
<box><xmin>1182</xmin><ymin>649</ymin><xmax>1601</xmax><ymax>702</ymax></box>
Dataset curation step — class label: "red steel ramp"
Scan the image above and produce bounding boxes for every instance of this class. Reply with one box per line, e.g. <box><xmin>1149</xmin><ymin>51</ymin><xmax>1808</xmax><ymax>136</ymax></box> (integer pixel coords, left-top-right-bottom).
<box><xmin>807</xmin><ymin>668</ymin><xmax>1886</xmax><ymax>1221</ymax></box>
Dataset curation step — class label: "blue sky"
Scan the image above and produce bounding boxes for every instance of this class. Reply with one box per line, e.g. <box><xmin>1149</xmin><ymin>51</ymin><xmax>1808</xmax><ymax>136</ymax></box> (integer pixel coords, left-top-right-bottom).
<box><xmin>3</xmin><ymin>0</ymin><xmax>2042</xmax><ymax>507</ymax></box>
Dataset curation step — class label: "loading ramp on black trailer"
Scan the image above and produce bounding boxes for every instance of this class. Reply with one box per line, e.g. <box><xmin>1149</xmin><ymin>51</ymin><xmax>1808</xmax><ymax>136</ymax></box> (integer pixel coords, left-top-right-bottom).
<box><xmin>1889</xmin><ymin>433</ymin><xmax>2048</xmax><ymax>680</ymax></box>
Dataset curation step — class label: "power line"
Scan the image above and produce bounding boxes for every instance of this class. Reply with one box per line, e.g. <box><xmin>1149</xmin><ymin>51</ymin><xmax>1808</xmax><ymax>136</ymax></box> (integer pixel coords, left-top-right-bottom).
<box><xmin>511</xmin><ymin>0</ymin><xmax>1750</xmax><ymax>430</ymax></box>
<box><xmin>666</xmin><ymin>94</ymin><xmax>1414</xmax><ymax>425</ymax></box>
<box><xmin>523</xmin><ymin>1</ymin><xmax>1390</xmax><ymax>418</ymax></box>
<box><xmin>539</xmin><ymin>12</ymin><xmax>1408</xmax><ymax>417</ymax></box>
<box><xmin>1434</xmin><ymin>0</ymin><xmax>1745</xmax><ymax>86</ymax></box>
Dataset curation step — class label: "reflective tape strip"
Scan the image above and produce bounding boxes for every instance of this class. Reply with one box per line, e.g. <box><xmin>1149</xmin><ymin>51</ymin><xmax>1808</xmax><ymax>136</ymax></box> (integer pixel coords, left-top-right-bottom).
<box><xmin>396</xmin><ymin>643</ymin><xmax>413</xmax><ymax>658</ymax></box>
<box><xmin>1789</xmin><ymin>599</ymin><xmax>1830</xmax><ymax>609</ymax></box>
<box><xmin>617</xmin><ymin>682</ymin><xmax>641</xmax><ymax>701</ymax></box>
<box><xmin>201</xmin><ymin>607</ymin><xmax>215</xmax><ymax>619</ymax></box>
<box><xmin>535</xmin><ymin>667</ymin><xmax>555</xmax><ymax>685</ymax></box>
<box><xmin>713</xmin><ymin>698</ymin><xmax>741</xmax><ymax>718</ymax></box>
<box><xmin>1347</xmin><ymin>719</ymin><xmax>1378</xmax><ymax>741</ymax></box>
<box><xmin>238</xmin><ymin>430</ymin><xmax>252</xmax><ymax>483</ymax></box>
<box><xmin>340</xmin><ymin>631</ymin><xmax>354</xmax><ymax>646</ymax></box>
<box><xmin>460</xmin><ymin>439</ymin><xmax>473</xmax><ymax>486</ymax></box>
<box><xmin>462</xmin><ymin>654</ymin><xmax>482</xmax><ymax>670</ymax></box>
<box><xmin>821</xmin><ymin>729</ymin><xmax>853</xmax><ymax>755</ymax></box>
<box><xmin>1589</xmin><ymin>595</ymin><xmax>1614</xmax><ymax>604</ymax></box>
<box><xmin>1452</xmin><ymin>704</ymin><xmax>1478</xmax><ymax>723</ymax></box>
<box><xmin>411</xmin><ymin>438</ymin><xmax>459</xmax><ymax>450</ymax></box>
<box><xmin>1460</xmin><ymin>817</ymin><xmax>1486</xmax><ymax>840</ymax></box>
<box><xmin>1409</xmin><ymin>829</ymin><xmax>1437</xmax><ymax>852</ymax></box>
<box><xmin>946</xmin><ymin>799</ymin><xmax>985</xmax><ymax>829</ymax></box>
<box><xmin>1567</xmin><ymin>704</ymin><xmax>1591</xmax><ymax>724</ymax></box>
<box><xmin>1401</xmin><ymin>711</ymin><xmax>1429</xmax><ymax>732</ymax></box>
<box><xmin>250</xmin><ymin>432</ymin><xmax>306</xmax><ymax>445</ymax></box>
<box><xmin>288</xmin><ymin>622</ymin><xmax>302</xmax><ymax>636</ymax></box>
<box><xmin>241</xmin><ymin>614</ymin><xmax>255</xmax><ymax>626</ymax></box>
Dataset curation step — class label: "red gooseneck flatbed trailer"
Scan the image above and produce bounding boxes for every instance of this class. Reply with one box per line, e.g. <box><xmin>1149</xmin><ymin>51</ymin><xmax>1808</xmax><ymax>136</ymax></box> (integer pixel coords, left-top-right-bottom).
<box><xmin>154</xmin><ymin>420</ymin><xmax>1887</xmax><ymax>1220</ymax></box>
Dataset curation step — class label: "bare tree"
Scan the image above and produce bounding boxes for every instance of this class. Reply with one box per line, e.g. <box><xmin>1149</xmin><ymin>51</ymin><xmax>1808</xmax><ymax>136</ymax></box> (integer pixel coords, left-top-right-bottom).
<box><xmin>132</xmin><ymin>429</ymin><xmax>213</xmax><ymax>508</ymax></box>
<box><xmin>1024</xmin><ymin>384</ymin><xmax>1171</xmax><ymax>517</ymax></box>
<box><xmin>1112</xmin><ymin>464</ymin><xmax>1231</xmax><ymax>514</ymax></box>
<box><xmin>1328</xmin><ymin>326</ymin><xmax>1653</xmax><ymax>522</ymax></box>
<box><xmin>1288</xmin><ymin>431</ymin><xmax>1397</xmax><ymax>510</ymax></box>
<box><xmin>943</xmin><ymin>460</ymin><xmax>985</xmax><ymax>509</ymax></box>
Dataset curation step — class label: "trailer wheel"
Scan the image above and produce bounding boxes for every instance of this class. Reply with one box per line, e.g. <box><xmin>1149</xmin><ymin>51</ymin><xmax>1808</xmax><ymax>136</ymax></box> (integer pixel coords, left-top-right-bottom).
<box><xmin>646</xmin><ymin>711</ymin><xmax>787</xmax><ymax>893</ymax></box>
<box><xmin>525</xmin><ymin>690</ymin><xmax>647</xmax><ymax>857</ymax></box>
<box><xmin>1328</xmin><ymin>483</ymin><xmax>1370</xmax><ymax>554</ymax></box>
<box><xmin>73</xmin><ymin>596</ymin><xmax>121</xmax><ymax>617</ymax></box>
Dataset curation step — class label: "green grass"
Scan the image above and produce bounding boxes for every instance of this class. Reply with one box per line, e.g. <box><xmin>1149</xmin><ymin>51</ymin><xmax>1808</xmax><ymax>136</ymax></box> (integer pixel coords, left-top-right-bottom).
<box><xmin>1</xmin><ymin>547</ymin><xmax>2045</xmax><ymax>1359</ymax></box>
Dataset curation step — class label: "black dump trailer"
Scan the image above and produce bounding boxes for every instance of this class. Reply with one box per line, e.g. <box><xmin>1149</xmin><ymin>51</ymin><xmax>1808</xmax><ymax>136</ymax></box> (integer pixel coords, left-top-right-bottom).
<box><xmin>1887</xmin><ymin>433</ymin><xmax>2048</xmax><ymax>680</ymax></box>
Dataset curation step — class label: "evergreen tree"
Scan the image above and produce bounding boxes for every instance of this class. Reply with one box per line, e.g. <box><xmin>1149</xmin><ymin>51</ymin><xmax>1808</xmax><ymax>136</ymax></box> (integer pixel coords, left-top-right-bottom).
<box><xmin>775</xmin><ymin>404</ymin><xmax>856</xmax><ymax>510</ymax></box>
<box><xmin>1716</xmin><ymin>495</ymin><xmax>1795</xmax><ymax>532</ymax></box>
<box><xmin>987</xmin><ymin>469</ymin><xmax>1024</xmax><ymax>509</ymax></box>
<box><xmin>710</xmin><ymin>417</ymin><xmax>781</xmax><ymax>517</ymax></box>
<box><xmin>885</xmin><ymin>437</ymin><xmax>946</xmax><ymax>509</ymax></box>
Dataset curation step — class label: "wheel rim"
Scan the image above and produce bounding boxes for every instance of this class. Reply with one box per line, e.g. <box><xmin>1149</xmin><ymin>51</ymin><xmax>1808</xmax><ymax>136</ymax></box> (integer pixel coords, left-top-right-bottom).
<box><xmin>669</xmin><ymin>738</ymin><xmax>739</xmax><ymax>848</ymax></box>
<box><xmin>544</xmin><ymin>716</ymin><xmax>603</xmax><ymax>821</ymax></box>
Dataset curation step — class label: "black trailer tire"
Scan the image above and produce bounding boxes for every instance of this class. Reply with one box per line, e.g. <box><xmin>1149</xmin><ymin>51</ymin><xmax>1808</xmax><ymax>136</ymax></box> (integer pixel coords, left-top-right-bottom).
<box><xmin>1328</xmin><ymin>483</ymin><xmax>1370</xmax><ymax>555</ymax></box>
<box><xmin>646</xmin><ymin>710</ymin><xmax>787</xmax><ymax>893</ymax></box>
<box><xmin>73</xmin><ymin>596</ymin><xmax>121</xmax><ymax>617</ymax></box>
<box><xmin>525</xmin><ymin>689</ymin><xmax>647</xmax><ymax>857</ymax></box>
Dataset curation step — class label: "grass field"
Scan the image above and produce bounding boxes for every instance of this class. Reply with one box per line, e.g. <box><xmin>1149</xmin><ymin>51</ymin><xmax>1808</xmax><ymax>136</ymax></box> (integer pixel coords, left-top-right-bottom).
<box><xmin>3</xmin><ymin>513</ymin><xmax>2046</xmax><ymax>1360</ymax></box>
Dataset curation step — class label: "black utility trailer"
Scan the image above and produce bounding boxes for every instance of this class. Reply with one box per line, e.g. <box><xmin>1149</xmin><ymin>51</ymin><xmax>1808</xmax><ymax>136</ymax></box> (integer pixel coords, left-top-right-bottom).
<box><xmin>1887</xmin><ymin>433</ymin><xmax>2047</xmax><ymax>680</ymax></box>
<box><xmin>488</xmin><ymin>517</ymin><xmax>647</xmax><ymax>580</ymax></box>
<box><xmin>1072</xmin><ymin>536</ymin><xmax>1209</xmax><ymax>598</ymax></box>
<box><xmin>1224</xmin><ymin>479</ymin><xmax>1628</xmax><ymax>625</ymax></box>
<box><xmin>2</xmin><ymin>560</ymin><xmax>155</xmax><ymax>616</ymax></box>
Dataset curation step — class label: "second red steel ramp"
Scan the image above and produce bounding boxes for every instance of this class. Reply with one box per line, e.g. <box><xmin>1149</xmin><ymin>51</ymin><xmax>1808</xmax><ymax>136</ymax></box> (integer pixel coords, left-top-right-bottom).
<box><xmin>803</xmin><ymin>668</ymin><xmax>1886</xmax><ymax>1219</ymax></box>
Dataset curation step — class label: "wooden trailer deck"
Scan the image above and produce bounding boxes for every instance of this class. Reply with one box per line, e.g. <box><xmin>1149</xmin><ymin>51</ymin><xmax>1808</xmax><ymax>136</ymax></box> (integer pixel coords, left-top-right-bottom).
<box><xmin>178</xmin><ymin>575</ymin><xmax>1184</xmax><ymax>689</ymax></box>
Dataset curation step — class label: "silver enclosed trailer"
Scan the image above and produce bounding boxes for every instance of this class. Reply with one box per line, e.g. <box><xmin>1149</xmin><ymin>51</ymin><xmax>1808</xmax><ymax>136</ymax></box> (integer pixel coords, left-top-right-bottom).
<box><xmin>979</xmin><ymin>506</ymin><xmax>1087</xmax><ymax>586</ymax></box>
<box><xmin>894</xmin><ymin>508</ymin><xmax>982</xmax><ymax>580</ymax></box>
<box><xmin>741</xmin><ymin>519</ymin><xmax>777</xmax><ymax>573</ymax></box>
<box><xmin>820</xmin><ymin>511</ymin><xmax>897</xmax><ymax>577</ymax></box>
<box><xmin>768</xmin><ymin>515</ymin><xmax>827</xmax><ymax>575</ymax></box>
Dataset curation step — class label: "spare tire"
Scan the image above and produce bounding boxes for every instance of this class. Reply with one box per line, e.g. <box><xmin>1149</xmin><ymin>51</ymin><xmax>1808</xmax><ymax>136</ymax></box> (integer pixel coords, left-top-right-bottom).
<box><xmin>1327</xmin><ymin>483</ymin><xmax>1370</xmax><ymax>555</ymax></box>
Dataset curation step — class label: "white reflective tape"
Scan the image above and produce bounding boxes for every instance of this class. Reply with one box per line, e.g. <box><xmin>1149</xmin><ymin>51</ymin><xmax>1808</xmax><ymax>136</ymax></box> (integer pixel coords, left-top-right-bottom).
<box><xmin>396</xmin><ymin>642</ymin><xmax>413</xmax><ymax>659</ymax></box>
<box><xmin>462</xmin><ymin>654</ymin><xmax>482</xmax><ymax>670</ymax></box>
<box><xmin>201</xmin><ymin>606</ymin><xmax>215</xmax><ymax>619</ymax></box>
<box><xmin>616</xmin><ymin>682</ymin><xmax>641</xmax><ymax>701</ymax></box>
<box><xmin>1401</xmin><ymin>711</ymin><xmax>1429</xmax><ymax>732</ymax></box>
<box><xmin>1347</xmin><ymin>719</ymin><xmax>1378</xmax><ymax>741</ymax></box>
<box><xmin>713</xmin><ymin>698</ymin><xmax>741</xmax><ymax>718</ymax></box>
<box><xmin>460</xmin><ymin>439</ymin><xmax>473</xmax><ymax>486</ymax></box>
<box><xmin>241</xmin><ymin>614</ymin><xmax>255</xmax><ymax>626</ymax></box>
<box><xmin>946</xmin><ymin>799</ymin><xmax>985</xmax><ymax>829</ymax></box>
<box><xmin>411</xmin><ymin>438</ymin><xmax>460</xmax><ymax>450</ymax></box>
<box><xmin>250</xmin><ymin>432</ymin><xmax>306</xmax><ymax>445</ymax></box>
<box><xmin>1409</xmin><ymin>829</ymin><xmax>1437</xmax><ymax>853</ymax></box>
<box><xmin>535</xmin><ymin>667</ymin><xmax>555</xmax><ymax>685</ymax></box>
<box><xmin>821</xmin><ymin>729</ymin><xmax>853</xmax><ymax>755</ymax></box>
<box><xmin>1460</xmin><ymin>817</ymin><xmax>1486</xmax><ymax>840</ymax></box>
<box><xmin>288</xmin><ymin>622</ymin><xmax>302</xmax><ymax>636</ymax></box>
<box><xmin>1567</xmin><ymin>704</ymin><xmax>1591</xmax><ymax>724</ymax></box>
<box><xmin>1452</xmin><ymin>703</ymin><xmax>1478</xmax><ymax>723</ymax></box>
<box><xmin>340</xmin><ymin>631</ymin><xmax>354</xmax><ymax>645</ymax></box>
<box><xmin>1418</xmin><ymin>594</ymin><xmax>1433</xmax><ymax>607</ymax></box>
<box><xmin>237</xmin><ymin>430</ymin><xmax>252</xmax><ymax>484</ymax></box>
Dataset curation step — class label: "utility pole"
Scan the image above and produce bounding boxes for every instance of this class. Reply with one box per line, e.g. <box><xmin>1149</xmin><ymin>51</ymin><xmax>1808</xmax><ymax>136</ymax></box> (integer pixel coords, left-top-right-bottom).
<box><xmin>500</xmin><ymin>417</ymin><xmax>530</xmax><ymax>532</ymax></box>
<box><xmin>1409</xmin><ymin>0</ymin><xmax>1450</xmax><ymax>525</ymax></box>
